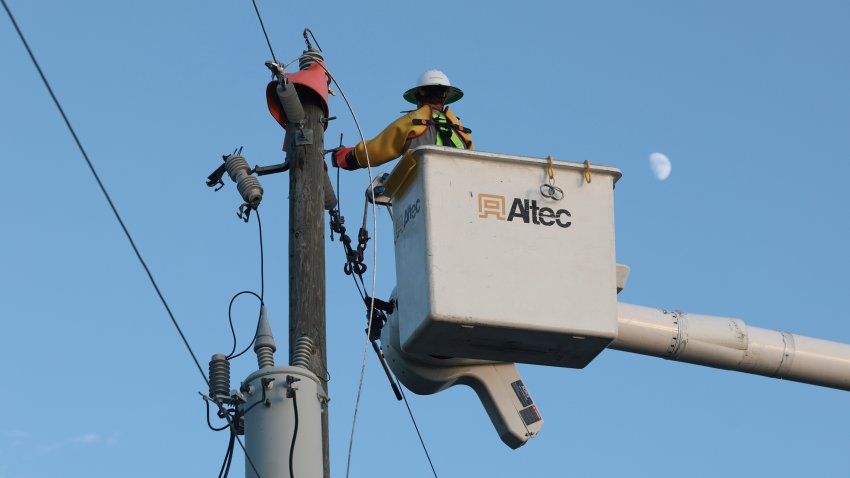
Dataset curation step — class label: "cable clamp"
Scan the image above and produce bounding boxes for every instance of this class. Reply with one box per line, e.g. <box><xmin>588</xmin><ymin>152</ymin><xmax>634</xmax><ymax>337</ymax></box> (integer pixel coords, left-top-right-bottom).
<box><xmin>238</xmin><ymin>203</ymin><xmax>255</xmax><ymax>223</ymax></box>
<box><xmin>265</xmin><ymin>60</ymin><xmax>287</xmax><ymax>85</ymax></box>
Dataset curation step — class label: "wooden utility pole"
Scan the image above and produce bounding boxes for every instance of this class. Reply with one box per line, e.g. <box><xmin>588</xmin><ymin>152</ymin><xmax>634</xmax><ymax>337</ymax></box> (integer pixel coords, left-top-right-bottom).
<box><xmin>286</xmin><ymin>84</ymin><xmax>330</xmax><ymax>477</ymax></box>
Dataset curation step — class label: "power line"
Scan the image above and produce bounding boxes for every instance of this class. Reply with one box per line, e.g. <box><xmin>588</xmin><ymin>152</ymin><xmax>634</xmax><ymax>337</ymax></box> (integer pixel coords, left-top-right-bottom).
<box><xmin>398</xmin><ymin>380</ymin><xmax>438</xmax><ymax>478</ymax></box>
<box><xmin>2</xmin><ymin>3</ymin><xmax>261</xmax><ymax>476</ymax></box>
<box><xmin>226</xmin><ymin>210</ymin><xmax>266</xmax><ymax>361</ymax></box>
<box><xmin>1</xmin><ymin>0</ymin><xmax>210</xmax><ymax>390</ymax></box>
<box><xmin>250</xmin><ymin>0</ymin><xmax>277</xmax><ymax>63</ymax></box>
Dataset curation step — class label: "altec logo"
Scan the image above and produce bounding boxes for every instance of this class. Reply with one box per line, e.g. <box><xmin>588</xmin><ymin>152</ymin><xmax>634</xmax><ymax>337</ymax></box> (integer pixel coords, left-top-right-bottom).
<box><xmin>394</xmin><ymin>198</ymin><xmax>421</xmax><ymax>239</ymax></box>
<box><xmin>478</xmin><ymin>193</ymin><xmax>572</xmax><ymax>228</ymax></box>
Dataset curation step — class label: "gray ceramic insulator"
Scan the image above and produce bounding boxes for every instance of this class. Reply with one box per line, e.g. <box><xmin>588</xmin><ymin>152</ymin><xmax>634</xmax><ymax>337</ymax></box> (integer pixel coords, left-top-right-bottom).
<box><xmin>225</xmin><ymin>155</ymin><xmax>263</xmax><ymax>207</ymax></box>
<box><xmin>276</xmin><ymin>81</ymin><xmax>305</xmax><ymax>125</ymax></box>
<box><xmin>291</xmin><ymin>336</ymin><xmax>314</xmax><ymax>369</ymax></box>
<box><xmin>237</xmin><ymin>175</ymin><xmax>263</xmax><ymax>207</ymax></box>
<box><xmin>208</xmin><ymin>353</ymin><xmax>231</xmax><ymax>400</ymax></box>
<box><xmin>253</xmin><ymin>305</ymin><xmax>276</xmax><ymax>369</ymax></box>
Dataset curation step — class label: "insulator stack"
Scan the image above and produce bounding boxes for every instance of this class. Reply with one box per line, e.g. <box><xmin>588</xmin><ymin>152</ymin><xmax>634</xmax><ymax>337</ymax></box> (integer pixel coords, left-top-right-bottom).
<box><xmin>276</xmin><ymin>81</ymin><xmax>305</xmax><ymax>126</ymax></box>
<box><xmin>208</xmin><ymin>354</ymin><xmax>231</xmax><ymax>401</ymax></box>
<box><xmin>291</xmin><ymin>335</ymin><xmax>314</xmax><ymax>369</ymax></box>
<box><xmin>256</xmin><ymin>347</ymin><xmax>275</xmax><ymax>369</ymax></box>
<box><xmin>253</xmin><ymin>305</ymin><xmax>277</xmax><ymax>369</ymax></box>
<box><xmin>298</xmin><ymin>48</ymin><xmax>323</xmax><ymax>71</ymax></box>
<box><xmin>224</xmin><ymin>155</ymin><xmax>263</xmax><ymax>207</ymax></box>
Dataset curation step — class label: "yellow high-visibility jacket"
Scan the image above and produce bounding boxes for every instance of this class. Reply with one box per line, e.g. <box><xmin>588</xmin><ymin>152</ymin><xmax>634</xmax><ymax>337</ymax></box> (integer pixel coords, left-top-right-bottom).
<box><xmin>351</xmin><ymin>105</ymin><xmax>473</xmax><ymax>168</ymax></box>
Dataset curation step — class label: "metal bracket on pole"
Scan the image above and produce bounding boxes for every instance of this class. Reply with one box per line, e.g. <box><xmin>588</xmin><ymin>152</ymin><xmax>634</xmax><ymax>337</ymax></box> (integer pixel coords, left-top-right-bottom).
<box><xmin>295</xmin><ymin>128</ymin><xmax>313</xmax><ymax>146</ymax></box>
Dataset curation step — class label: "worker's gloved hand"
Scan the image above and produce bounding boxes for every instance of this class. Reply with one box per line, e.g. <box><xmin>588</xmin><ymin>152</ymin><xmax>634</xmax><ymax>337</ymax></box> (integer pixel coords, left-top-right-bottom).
<box><xmin>333</xmin><ymin>147</ymin><xmax>359</xmax><ymax>170</ymax></box>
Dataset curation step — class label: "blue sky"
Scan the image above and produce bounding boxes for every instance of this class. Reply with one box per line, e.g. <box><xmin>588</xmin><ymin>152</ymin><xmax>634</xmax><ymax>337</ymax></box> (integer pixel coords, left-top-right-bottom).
<box><xmin>2</xmin><ymin>1</ymin><xmax>849</xmax><ymax>477</ymax></box>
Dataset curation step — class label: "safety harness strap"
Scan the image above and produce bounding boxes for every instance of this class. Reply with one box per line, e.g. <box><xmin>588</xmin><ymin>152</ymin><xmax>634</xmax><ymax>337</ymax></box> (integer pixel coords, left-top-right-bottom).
<box><xmin>411</xmin><ymin>118</ymin><xmax>472</xmax><ymax>134</ymax></box>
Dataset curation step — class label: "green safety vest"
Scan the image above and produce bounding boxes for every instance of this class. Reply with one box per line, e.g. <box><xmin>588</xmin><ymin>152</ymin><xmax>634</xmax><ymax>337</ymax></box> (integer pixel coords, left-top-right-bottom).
<box><xmin>432</xmin><ymin>111</ymin><xmax>467</xmax><ymax>149</ymax></box>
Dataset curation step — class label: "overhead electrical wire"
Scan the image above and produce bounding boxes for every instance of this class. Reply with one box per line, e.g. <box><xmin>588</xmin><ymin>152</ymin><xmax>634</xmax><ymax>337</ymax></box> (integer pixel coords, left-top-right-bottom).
<box><xmin>289</xmin><ymin>389</ymin><xmax>300</xmax><ymax>478</ymax></box>
<box><xmin>226</xmin><ymin>290</ymin><xmax>264</xmax><ymax>359</ymax></box>
<box><xmin>250</xmin><ymin>0</ymin><xmax>277</xmax><ymax>64</ymax></box>
<box><xmin>1</xmin><ymin>3</ymin><xmax>262</xmax><ymax>476</ymax></box>
<box><xmin>2</xmin><ymin>0</ymin><xmax>211</xmax><ymax>388</ymax></box>
<box><xmin>226</xmin><ymin>210</ymin><xmax>266</xmax><ymax>361</ymax></box>
<box><xmin>213</xmin><ymin>211</ymin><xmax>266</xmax><ymax>476</ymax></box>
<box><xmin>398</xmin><ymin>379</ymin><xmax>438</xmax><ymax>477</ymax></box>
<box><xmin>204</xmin><ymin>395</ymin><xmax>232</xmax><ymax>432</ymax></box>
<box><xmin>218</xmin><ymin>428</ymin><xmax>237</xmax><ymax>478</ymax></box>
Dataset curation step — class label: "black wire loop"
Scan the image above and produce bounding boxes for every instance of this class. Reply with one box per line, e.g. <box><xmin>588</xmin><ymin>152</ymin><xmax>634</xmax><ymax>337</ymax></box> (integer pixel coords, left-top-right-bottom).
<box><xmin>540</xmin><ymin>183</ymin><xmax>565</xmax><ymax>201</ymax></box>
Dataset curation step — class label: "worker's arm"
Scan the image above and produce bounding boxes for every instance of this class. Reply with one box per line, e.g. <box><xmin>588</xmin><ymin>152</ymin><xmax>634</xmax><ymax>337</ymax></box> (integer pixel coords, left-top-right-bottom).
<box><xmin>334</xmin><ymin>109</ymin><xmax>429</xmax><ymax>170</ymax></box>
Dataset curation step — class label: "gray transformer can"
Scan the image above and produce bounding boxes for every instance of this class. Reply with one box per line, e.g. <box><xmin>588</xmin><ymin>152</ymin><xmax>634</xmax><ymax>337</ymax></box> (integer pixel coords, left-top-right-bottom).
<box><xmin>241</xmin><ymin>366</ymin><xmax>325</xmax><ymax>478</ymax></box>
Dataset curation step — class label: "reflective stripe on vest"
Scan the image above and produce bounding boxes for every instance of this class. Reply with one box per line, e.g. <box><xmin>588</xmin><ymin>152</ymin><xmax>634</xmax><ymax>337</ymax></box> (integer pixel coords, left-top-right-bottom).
<box><xmin>432</xmin><ymin>111</ymin><xmax>466</xmax><ymax>149</ymax></box>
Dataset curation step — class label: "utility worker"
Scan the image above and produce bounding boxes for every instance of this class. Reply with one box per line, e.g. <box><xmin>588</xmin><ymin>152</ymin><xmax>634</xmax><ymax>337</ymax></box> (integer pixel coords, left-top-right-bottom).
<box><xmin>334</xmin><ymin>69</ymin><xmax>473</xmax><ymax>170</ymax></box>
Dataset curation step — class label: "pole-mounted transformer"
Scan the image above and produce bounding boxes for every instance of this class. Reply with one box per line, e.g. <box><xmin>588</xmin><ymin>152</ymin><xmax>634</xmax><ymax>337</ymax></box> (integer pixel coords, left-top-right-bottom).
<box><xmin>240</xmin><ymin>308</ymin><xmax>326</xmax><ymax>478</ymax></box>
<box><xmin>205</xmin><ymin>305</ymin><xmax>325</xmax><ymax>478</ymax></box>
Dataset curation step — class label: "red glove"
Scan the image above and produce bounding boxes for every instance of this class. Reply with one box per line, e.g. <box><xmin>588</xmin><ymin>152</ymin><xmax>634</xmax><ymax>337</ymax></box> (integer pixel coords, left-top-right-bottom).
<box><xmin>333</xmin><ymin>147</ymin><xmax>359</xmax><ymax>170</ymax></box>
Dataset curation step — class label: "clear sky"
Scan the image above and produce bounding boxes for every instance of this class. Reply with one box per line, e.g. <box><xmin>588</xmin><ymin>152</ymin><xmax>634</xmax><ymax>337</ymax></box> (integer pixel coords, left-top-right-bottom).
<box><xmin>2</xmin><ymin>1</ymin><xmax>849</xmax><ymax>477</ymax></box>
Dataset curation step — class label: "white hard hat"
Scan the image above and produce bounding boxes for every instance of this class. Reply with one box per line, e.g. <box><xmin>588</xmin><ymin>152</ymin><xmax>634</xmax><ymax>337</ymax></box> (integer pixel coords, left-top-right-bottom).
<box><xmin>403</xmin><ymin>69</ymin><xmax>464</xmax><ymax>105</ymax></box>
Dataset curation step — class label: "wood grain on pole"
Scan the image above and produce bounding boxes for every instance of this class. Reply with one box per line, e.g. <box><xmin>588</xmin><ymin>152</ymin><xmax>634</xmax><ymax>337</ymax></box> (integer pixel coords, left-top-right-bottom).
<box><xmin>287</xmin><ymin>86</ymin><xmax>330</xmax><ymax>478</ymax></box>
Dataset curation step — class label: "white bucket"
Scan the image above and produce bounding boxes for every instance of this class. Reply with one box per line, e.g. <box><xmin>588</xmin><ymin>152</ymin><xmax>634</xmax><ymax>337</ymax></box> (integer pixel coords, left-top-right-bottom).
<box><xmin>387</xmin><ymin>146</ymin><xmax>621</xmax><ymax>368</ymax></box>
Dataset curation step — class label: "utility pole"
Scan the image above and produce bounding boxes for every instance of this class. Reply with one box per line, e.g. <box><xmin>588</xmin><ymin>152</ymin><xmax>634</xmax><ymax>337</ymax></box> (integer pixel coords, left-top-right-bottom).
<box><xmin>286</xmin><ymin>83</ymin><xmax>330</xmax><ymax>477</ymax></box>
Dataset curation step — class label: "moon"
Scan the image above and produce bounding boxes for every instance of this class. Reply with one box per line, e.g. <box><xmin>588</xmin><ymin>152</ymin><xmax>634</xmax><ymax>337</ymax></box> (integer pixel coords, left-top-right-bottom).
<box><xmin>648</xmin><ymin>152</ymin><xmax>672</xmax><ymax>180</ymax></box>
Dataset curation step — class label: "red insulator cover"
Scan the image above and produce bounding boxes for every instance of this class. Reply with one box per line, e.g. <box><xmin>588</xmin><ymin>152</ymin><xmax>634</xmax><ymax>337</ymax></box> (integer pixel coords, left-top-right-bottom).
<box><xmin>266</xmin><ymin>61</ymin><xmax>330</xmax><ymax>130</ymax></box>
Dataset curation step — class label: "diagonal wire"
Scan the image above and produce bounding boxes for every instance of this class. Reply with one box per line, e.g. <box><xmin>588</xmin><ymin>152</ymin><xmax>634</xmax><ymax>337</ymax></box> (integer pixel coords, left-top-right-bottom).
<box><xmin>1</xmin><ymin>0</ymin><xmax>210</xmax><ymax>390</ymax></box>
<box><xmin>250</xmin><ymin>0</ymin><xmax>277</xmax><ymax>63</ymax></box>
<box><xmin>1</xmin><ymin>2</ymin><xmax>262</xmax><ymax>476</ymax></box>
<box><xmin>398</xmin><ymin>379</ymin><xmax>438</xmax><ymax>477</ymax></box>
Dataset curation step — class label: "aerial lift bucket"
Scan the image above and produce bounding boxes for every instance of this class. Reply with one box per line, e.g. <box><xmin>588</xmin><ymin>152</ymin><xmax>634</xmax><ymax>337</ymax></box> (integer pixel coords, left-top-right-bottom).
<box><xmin>385</xmin><ymin>146</ymin><xmax>623</xmax><ymax>368</ymax></box>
